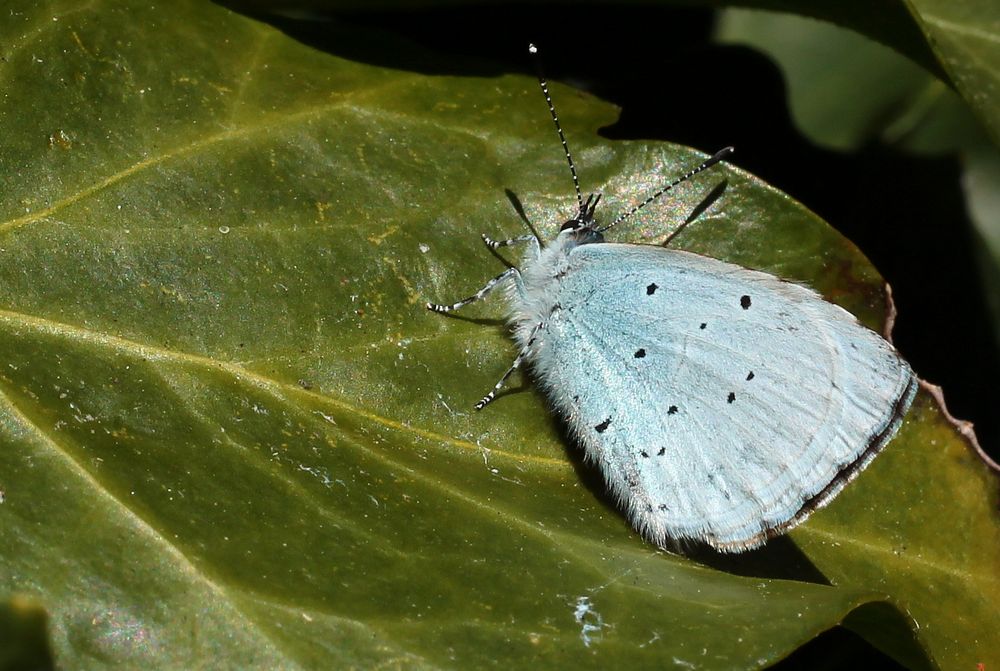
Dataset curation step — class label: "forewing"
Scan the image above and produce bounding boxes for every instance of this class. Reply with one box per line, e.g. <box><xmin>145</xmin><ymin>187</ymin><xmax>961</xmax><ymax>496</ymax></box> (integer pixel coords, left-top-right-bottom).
<box><xmin>534</xmin><ymin>243</ymin><xmax>916</xmax><ymax>551</ymax></box>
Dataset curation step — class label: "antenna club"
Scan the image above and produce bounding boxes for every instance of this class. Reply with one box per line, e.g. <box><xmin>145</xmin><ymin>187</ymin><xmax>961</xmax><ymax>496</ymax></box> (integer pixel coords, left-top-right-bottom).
<box><xmin>712</xmin><ymin>146</ymin><xmax>735</xmax><ymax>162</ymax></box>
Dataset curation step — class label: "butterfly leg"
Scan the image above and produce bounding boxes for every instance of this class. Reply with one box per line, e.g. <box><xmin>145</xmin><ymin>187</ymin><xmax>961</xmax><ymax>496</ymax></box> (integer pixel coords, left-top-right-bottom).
<box><xmin>474</xmin><ymin>323</ymin><xmax>541</xmax><ymax>410</ymax></box>
<box><xmin>426</xmin><ymin>267</ymin><xmax>523</xmax><ymax>313</ymax></box>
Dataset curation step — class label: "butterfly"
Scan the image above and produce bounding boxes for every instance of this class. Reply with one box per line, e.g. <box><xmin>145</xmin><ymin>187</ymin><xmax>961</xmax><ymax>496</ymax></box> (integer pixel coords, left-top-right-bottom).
<box><xmin>426</xmin><ymin>44</ymin><xmax>916</xmax><ymax>552</ymax></box>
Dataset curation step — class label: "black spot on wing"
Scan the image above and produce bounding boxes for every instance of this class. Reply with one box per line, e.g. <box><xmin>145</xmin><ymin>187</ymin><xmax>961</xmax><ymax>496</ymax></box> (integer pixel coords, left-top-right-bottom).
<box><xmin>646</xmin><ymin>283</ymin><xmax>658</xmax><ymax>295</ymax></box>
<box><xmin>741</xmin><ymin>295</ymin><xmax>752</xmax><ymax>309</ymax></box>
<box><xmin>746</xmin><ymin>371</ymin><xmax>755</xmax><ymax>381</ymax></box>
<box><xmin>657</xmin><ymin>447</ymin><xmax>665</xmax><ymax>456</ymax></box>
<box><xmin>640</xmin><ymin>450</ymin><xmax>649</xmax><ymax>458</ymax></box>
<box><xmin>595</xmin><ymin>417</ymin><xmax>611</xmax><ymax>433</ymax></box>
<box><xmin>727</xmin><ymin>392</ymin><xmax>736</xmax><ymax>403</ymax></box>
<box><xmin>699</xmin><ymin>322</ymin><xmax>707</xmax><ymax>330</ymax></box>
<box><xmin>634</xmin><ymin>348</ymin><xmax>646</xmax><ymax>358</ymax></box>
<box><xmin>668</xmin><ymin>405</ymin><xmax>678</xmax><ymax>415</ymax></box>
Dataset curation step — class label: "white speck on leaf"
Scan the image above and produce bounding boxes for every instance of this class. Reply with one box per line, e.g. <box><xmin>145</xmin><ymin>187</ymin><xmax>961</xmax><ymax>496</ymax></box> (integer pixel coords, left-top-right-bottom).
<box><xmin>573</xmin><ymin>596</ymin><xmax>604</xmax><ymax>647</ymax></box>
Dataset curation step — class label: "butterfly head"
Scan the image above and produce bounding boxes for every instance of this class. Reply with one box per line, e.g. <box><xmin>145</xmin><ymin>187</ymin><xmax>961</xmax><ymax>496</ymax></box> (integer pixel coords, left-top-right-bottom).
<box><xmin>558</xmin><ymin>193</ymin><xmax>605</xmax><ymax>245</ymax></box>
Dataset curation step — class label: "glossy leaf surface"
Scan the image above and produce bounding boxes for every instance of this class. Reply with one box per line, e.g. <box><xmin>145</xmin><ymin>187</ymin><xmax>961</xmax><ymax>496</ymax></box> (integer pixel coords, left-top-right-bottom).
<box><xmin>0</xmin><ymin>3</ymin><xmax>997</xmax><ymax>669</ymax></box>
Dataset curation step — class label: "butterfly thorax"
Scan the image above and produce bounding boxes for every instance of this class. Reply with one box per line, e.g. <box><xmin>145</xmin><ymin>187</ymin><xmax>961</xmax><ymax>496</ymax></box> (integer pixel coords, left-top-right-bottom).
<box><xmin>508</xmin><ymin>198</ymin><xmax>607</xmax><ymax>360</ymax></box>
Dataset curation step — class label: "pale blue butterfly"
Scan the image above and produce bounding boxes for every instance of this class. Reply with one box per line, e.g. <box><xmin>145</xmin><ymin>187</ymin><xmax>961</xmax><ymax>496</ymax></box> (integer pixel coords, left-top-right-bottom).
<box><xmin>427</xmin><ymin>44</ymin><xmax>916</xmax><ymax>552</ymax></box>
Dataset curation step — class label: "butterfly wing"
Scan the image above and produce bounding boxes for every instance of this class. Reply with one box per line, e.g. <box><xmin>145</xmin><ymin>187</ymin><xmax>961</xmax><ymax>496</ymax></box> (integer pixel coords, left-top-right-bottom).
<box><xmin>534</xmin><ymin>243</ymin><xmax>916</xmax><ymax>552</ymax></box>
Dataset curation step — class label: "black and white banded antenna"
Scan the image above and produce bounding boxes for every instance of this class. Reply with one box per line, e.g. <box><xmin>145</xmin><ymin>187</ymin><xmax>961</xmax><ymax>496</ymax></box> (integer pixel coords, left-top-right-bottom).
<box><xmin>528</xmin><ymin>43</ymin><xmax>584</xmax><ymax>210</ymax></box>
<box><xmin>598</xmin><ymin>146</ymin><xmax>734</xmax><ymax>233</ymax></box>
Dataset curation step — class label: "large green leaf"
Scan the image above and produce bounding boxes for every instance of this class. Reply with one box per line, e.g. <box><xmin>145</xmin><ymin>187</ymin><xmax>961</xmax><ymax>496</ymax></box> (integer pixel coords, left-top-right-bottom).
<box><xmin>0</xmin><ymin>2</ymin><xmax>997</xmax><ymax>669</ymax></box>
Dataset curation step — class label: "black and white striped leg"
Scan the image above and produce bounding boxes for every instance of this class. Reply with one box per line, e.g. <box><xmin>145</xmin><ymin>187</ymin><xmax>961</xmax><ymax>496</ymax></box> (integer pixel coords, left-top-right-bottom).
<box><xmin>474</xmin><ymin>323</ymin><xmax>541</xmax><ymax>410</ymax></box>
<box><xmin>481</xmin><ymin>233</ymin><xmax>536</xmax><ymax>250</ymax></box>
<box><xmin>475</xmin><ymin>350</ymin><xmax>526</xmax><ymax>410</ymax></box>
<box><xmin>426</xmin><ymin>267</ymin><xmax>520</xmax><ymax>313</ymax></box>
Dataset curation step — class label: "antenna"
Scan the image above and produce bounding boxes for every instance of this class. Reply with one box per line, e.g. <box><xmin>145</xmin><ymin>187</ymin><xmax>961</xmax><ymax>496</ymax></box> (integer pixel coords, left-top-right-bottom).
<box><xmin>528</xmin><ymin>44</ymin><xmax>583</xmax><ymax>209</ymax></box>
<box><xmin>599</xmin><ymin>146</ymin><xmax>734</xmax><ymax>233</ymax></box>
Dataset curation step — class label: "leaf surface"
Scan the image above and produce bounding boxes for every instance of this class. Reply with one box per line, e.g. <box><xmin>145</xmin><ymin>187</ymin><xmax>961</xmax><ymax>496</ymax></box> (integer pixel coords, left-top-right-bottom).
<box><xmin>0</xmin><ymin>3</ymin><xmax>997</xmax><ymax>669</ymax></box>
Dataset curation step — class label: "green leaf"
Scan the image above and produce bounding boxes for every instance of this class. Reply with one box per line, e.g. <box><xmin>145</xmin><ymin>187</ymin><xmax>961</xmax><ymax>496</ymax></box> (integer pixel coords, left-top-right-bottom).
<box><xmin>728</xmin><ymin>0</ymin><xmax>1000</xmax><ymax>145</ymax></box>
<box><xmin>0</xmin><ymin>2</ymin><xmax>997</xmax><ymax>669</ymax></box>
<box><xmin>714</xmin><ymin>9</ymin><xmax>986</xmax><ymax>153</ymax></box>
<box><xmin>903</xmin><ymin>0</ymin><xmax>1000</xmax><ymax>145</ymax></box>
